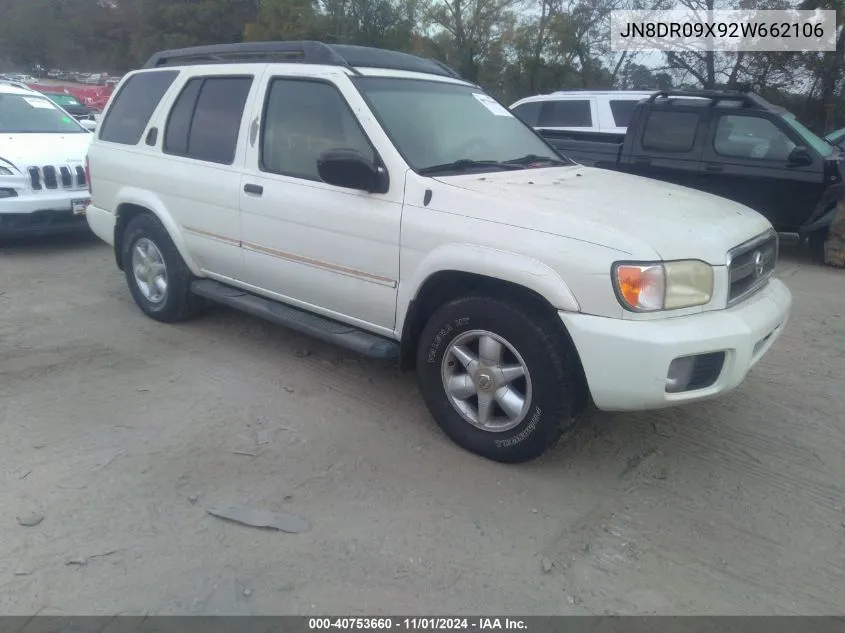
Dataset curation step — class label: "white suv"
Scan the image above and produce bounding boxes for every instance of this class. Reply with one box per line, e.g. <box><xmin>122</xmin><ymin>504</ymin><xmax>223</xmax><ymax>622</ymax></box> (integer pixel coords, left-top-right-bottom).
<box><xmin>0</xmin><ymin>82</ymin><xmax>93</xmax><ymax>236</ymax></box>
<box><xmin>510</xmin><ymin>90</ymin><xmax>655</xmax><ymax>138</ymax></box>
<box><xmin>85</xmin><ymin>42</ymin><xmax>792</xmax><ymax>463</ymax></box>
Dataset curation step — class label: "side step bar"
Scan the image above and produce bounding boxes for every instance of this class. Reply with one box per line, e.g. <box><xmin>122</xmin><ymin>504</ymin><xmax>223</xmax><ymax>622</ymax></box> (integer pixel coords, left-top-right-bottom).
<box><xmin>190</xmin><ymin>279</ymin><xmax>399</xmax><ymax>362</ymax></box>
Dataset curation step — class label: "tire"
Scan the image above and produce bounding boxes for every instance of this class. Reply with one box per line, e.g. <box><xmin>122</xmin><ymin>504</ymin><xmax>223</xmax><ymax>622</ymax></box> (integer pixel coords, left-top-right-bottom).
<box><xmin>808</xmin><ymin>226</ymin><xmax>830</xmax><ymax>264</ymax></box>
<box><xmin>121</xmin><ymin>213</ymin><xmax>203</xmax><ymax>323</ymax></box>
<box><xmin>416</xmin><ymin>296</ymin><xmax>584</xmax><ymax>464</ymax></box>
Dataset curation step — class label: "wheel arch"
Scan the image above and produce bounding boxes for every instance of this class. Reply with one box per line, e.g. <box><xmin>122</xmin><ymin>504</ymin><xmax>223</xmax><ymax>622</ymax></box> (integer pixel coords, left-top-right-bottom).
<box><xmin>397</xmin><ymin>245</ymin><xmax>583</xmax><ymax>374</ymax></box>
<box><xmin>113</xmin><ymin>189</ymin><xmax>200</xmax><ymax>275</ymax></box>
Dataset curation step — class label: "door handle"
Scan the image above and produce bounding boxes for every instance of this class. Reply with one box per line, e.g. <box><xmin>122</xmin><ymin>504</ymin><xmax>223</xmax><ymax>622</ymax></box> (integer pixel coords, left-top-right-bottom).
<box><xmin>704</xmin><ymin>163</ymin><xmax>723</xmax><ymax>172</ymax></box>
<box><xmin>243</xmin><ymin>183</ymin><xmax>263</xmax><ymax>195</ymax></box>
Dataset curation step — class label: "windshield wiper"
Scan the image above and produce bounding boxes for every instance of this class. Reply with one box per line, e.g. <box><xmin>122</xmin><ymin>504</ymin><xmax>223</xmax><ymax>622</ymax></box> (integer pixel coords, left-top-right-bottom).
<box><xmin>417</xmin><ymin>159</ymin><xmax>525</xmax><ymax>176</ymax></box>
<box><xmin>504</xmin><ymin>154</ymin><xmax>568</xmax><ymax>166</ymax></box>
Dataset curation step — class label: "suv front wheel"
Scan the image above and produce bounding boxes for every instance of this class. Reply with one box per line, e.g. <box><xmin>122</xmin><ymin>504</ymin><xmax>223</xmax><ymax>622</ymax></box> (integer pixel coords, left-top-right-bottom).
<box><xmin>416</xmin><ymin>296</ymin><xmax>583</xmax><ymax>463</ymax></box>
<box><xmin>121</xmin><ymin>213</ymin><xmax>203</xmax><ymax>322</ymax></box>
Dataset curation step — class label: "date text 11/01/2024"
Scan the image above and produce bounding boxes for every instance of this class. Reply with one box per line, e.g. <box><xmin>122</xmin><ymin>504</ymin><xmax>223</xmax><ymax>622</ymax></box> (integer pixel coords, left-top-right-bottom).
<box><xmin>308</xmin><ymin>618</ymin><xmax>528</xmax><ymax>630</ymax></box>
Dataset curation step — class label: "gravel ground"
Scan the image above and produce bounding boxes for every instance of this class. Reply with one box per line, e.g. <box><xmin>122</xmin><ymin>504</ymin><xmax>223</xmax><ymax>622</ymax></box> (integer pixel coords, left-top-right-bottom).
<box><xmin>0</xmin><ymin>233</ymin><xmax>843</xmax><ymax>616</ymax></box>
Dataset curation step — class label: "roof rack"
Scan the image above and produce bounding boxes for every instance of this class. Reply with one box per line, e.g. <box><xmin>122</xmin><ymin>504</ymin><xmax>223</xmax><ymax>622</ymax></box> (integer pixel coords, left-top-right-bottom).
<box><xmin>142</xmin><ymin>41</ymin><xmax>464</xmax><ymax>80</ymax></box>
<box><xmin>647</xmin><ymin>89</ymin><xmax>778</xmax><ymax>111</ymax></box>
<box><xmin>551</xmin><ymin>89</ymin><xmax>654</xmax><ymax>94</ymax></box>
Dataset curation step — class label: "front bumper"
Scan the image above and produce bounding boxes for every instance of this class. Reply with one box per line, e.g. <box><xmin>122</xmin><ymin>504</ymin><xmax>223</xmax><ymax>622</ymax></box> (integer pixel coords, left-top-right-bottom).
<box><xmin>0</xmin><ymin>210</ymin><xmax>89</xmax><ymax>237</ymax></box>
<box><xmin>1</xmin><ymin>189</ymin><xmax>91</xmax><ymax>236</ymax></box>
<box><xmin>560</xmin><ymin>278</ymin><xmax>792</xmax><ymax>411</ymax></box>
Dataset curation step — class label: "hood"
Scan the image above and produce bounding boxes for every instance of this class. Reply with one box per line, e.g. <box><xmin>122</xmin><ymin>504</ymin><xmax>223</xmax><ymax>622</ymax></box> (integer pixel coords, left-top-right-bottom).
<box><xmin>433</xmin><ymin>166</ymin><xmax>773</xmax><ymax>264</ymax></box>
<box><xmin>0</xmin><ymin>132</ymin><xmax>92</xmax><ymax>168</ymax></box>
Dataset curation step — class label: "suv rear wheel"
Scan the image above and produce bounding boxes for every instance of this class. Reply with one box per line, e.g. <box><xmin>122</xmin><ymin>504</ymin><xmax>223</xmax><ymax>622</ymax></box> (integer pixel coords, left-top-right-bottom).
<box><xmin>416</xmin><ymin>296</ymin><xmax>583</xmax><ymax>463</ymax></box>
<box><xmin>121</xmin><ymin>213</ymin><xmax>203</xmax><ymax>322</ymax></box>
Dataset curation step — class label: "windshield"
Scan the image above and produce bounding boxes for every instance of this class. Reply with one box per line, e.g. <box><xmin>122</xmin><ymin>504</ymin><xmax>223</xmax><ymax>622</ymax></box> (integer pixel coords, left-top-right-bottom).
<box><xmin>781</xmin><ymin>113</ymin><xmax>834</xmax><ymax>157</ymax></box>
<box><xmin>352</xmin><ymin>77</ymin><xmax>567</xmax><ymax>173</ymax></box>
<box><xmin>46</xmin><ymin>93</ymin><xmax>83</xmax><ymax>107</ymax></box>
<box><xmin>0</xmin><ymin>93</ymin><xmax>86</xmax><ymax>133</ymax></box>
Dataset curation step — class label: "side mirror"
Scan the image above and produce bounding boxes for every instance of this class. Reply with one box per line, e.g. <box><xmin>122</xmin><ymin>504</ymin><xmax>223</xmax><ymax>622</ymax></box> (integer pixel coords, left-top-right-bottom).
<box><xmin>317</xmin><ymin>148</ymin><xmax>386</xmax><ymax>193</ymax></box>
<box><xmin>79</xmin><ymin>119</ymin><xmax>97</xmax><ymax>132</ymax></box>
<box><xmin>787</xmin><ymin>145</ymin><xmax>812</xmax><ymax>167</ymax></box>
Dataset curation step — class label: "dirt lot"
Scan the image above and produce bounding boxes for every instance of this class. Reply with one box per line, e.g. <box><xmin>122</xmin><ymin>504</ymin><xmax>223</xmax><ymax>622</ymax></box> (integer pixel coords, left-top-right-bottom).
<box><xmin>0</xmin><ymin>233</ymin><xmax>843</xmax><ymax>616</ymax></box>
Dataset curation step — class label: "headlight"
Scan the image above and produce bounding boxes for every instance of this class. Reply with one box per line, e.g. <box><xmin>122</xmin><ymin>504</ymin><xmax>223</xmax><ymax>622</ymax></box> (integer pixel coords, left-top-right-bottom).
<box><xmin>613</xmin><ymin>260</ymin><xmax>714</xmax><ymax>312</ymax></box>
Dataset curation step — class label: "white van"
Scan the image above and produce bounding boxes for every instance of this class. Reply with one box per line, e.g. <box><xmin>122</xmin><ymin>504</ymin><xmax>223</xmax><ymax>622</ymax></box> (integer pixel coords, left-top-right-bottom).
<box><xmin>510</xmin><ymin>90</ymin><xmax>654</xmax><ymax>138</ymax></box>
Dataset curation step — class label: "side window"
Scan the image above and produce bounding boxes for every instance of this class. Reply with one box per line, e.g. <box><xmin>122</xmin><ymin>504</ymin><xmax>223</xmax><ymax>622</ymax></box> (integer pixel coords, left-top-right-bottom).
<box><xmin>261</xmin><ymin>79</ymin><xmax>376</xmax><ymax>182</ymax></box>
<box><xmin>609</xmin><ymin>100</ymin><xmax>638</xmax><ymax>128</ymax></box>
<box><xmin>99</xmin><ymin>70</ymin><xmax>179</xmax><ymax>145</ymax></box>
<box><xmin>538</xmin><ymin>100</ymin><xmax>592</xmax><ymax>128</ymax></box>
<box><xmin>512</xmin><ymin>101</ymin><xmax>541</xmax><ymax>126</ymax></box>
<box><xmin>641</xmin><ymin>110</ymin><xmax>699</xmax><ymax>152</ymax></box>
<box><xmin>164</xmin><ymin>76</ymin><xmax>252</xmax><ymax>165</ymax></box>
<box><xmin>714</xmin><ymin>115</ymin><xmax>796</xmax><ymax>161</ymax></box>
<box><xmin>164</xmin><ymin>78</ymin><xmax>202</xmax><ymax>155</ymax></box>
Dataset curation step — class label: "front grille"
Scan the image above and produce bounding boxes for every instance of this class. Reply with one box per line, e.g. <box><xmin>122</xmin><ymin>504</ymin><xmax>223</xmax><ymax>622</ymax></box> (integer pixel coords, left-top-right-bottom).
<box><xmin>727</xmin><ymin>230</ymin><xmax>778</xmax><ymax>306</ymax></box>
<box><xmin>43</xmin><ymin>165</ymin><xmax>58</xmax><ymax>188</ymax></box>
<box><xmin>26</xmin><ymin>164</ymin><xmax>87</xmax><ymax>191</ymax></box>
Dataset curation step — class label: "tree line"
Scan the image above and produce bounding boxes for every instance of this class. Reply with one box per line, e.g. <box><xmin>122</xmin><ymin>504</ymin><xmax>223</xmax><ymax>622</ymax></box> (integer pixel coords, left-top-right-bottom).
<box><xmin>0</xmin><ymin>0</ymin><xmax>843</xmax><ymax>132</ymax></box>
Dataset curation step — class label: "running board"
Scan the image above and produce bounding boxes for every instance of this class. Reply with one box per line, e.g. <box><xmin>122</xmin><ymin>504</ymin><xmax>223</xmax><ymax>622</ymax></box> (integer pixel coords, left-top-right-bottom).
<box><xmin>190</xmin><ymin>279</ymin><xmax>399</xmax><ymax>362</ymax></box>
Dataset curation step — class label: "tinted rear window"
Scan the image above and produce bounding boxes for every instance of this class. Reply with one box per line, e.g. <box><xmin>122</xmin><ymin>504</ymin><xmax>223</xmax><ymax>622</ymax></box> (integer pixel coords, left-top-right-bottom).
<box><xmin>641</xmin><ymin>110</ymin><xmax>699</xmax><ymax>152</ymax></box>
<box><xmin>609</xmin><ymin>100</ymin><xmax>639</xmax><ymax>128</ymax></box>
<box><xmin>99</xmin><ymin>71</ymin><xmax>178</xmax><ymax>145</ymax></box>
<box><xmin>163</xmin><ymin>76</ymin><xmax>252</xmax><ymax>164</ymax></box>
<box><xmin>164</xmin><ymin>78</ymin><xmax>204</xmax><ymax>156</ymax></box>
<box><xmin>512</xmin><ymin>101</ymin><xmax>541</xmax><ymax>126</ymax></box>
<box><xmin>539</xmin><ymin>100</ymin><xmax>592</xmax><ymax>127</ymax></box>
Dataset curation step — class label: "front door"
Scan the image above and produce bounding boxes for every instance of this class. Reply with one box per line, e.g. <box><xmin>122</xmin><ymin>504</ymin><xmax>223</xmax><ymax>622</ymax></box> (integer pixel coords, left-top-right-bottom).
<box><xmin>238</xmin><ymin>72</ymin><xmax>403</xmax><ymax>334</ymax></box>
<box><xmin>697</xmin><ymin>112</ymin><xmax>822</xmax><ymax>231</ymax></box>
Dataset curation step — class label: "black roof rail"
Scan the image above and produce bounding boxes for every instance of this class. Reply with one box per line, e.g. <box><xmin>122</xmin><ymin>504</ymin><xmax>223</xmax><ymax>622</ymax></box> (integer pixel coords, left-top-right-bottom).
<box><xmin>646</xmin><ymin>89</ymin><xmax>776</xmax><ymax>111</ymax></box>
<box><xmin>143</xmin><ymin>41</ymin><xmax>344</xmax><ymax>69</ymax></box>
<box><xmin>142</xmin><ymin>41</ymin><xmax>464</xmax><ymax>80</ymax></box>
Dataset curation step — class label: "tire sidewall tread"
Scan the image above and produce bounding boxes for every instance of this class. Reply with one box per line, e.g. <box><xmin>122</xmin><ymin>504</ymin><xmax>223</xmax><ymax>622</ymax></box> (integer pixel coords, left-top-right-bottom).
<box><xmin>416</xmin><ymin>295</ymin><xmax>581</xmax><ymax>463</ymax></box>
<box><xmin>121</xmin><ymin>213</ymin><xmax>201</xmax><ymax>323</ymax></box>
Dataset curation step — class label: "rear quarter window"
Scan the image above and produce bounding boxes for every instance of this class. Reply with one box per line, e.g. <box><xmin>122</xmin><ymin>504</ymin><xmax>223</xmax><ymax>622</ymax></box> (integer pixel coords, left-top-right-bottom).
<box><xmin>609</xmin><ymin>100</ymin><xmax>639</xmax><ymax>128</ymax></box>
<box><xmin>641</xmin><ymin>110</ymin><xmax>699</xmax><ymax>152</ymax></box>
<box><xmin>98</xmin><ymin>70</ymin><xmax>179</xmax><ymax>145</ymax></box>
<box><xmin>163</xmin><ymin>75</ymin><xmax>253</xmax><ymax>165</ymax></box>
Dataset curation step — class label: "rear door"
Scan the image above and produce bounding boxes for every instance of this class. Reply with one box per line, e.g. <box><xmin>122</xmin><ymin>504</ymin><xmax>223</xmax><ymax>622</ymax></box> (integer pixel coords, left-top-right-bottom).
<box><xmin>626</xmin><ymin>102</ymin><xmax>708</xmax><ymax>189</ymax></box>
<box><xmin>152</xmin><ymin>66</ymin><xmax>263</xmax><ymax>279</ymax></box>
<box><xmin>696</xmin><ymin>111</ymin><xmax>823</xmax><ymax>231</ymax></box>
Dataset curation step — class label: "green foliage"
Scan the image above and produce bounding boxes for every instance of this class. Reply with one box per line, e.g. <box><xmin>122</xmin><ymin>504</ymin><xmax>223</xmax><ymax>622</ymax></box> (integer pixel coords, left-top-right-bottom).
<box><xmin>244</xmin><ymin>0</ymin><xmax>321</xmax><ymax>41</ymax></box>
